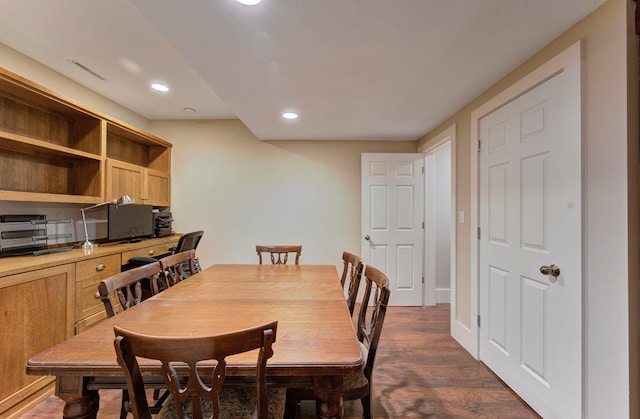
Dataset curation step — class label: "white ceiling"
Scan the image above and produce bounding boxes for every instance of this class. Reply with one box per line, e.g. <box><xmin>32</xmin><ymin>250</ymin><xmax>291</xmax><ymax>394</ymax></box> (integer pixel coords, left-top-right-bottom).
<box><xmin>0</xmin><ymin>0</ymin><xmax>606</xmax><ymax>141</ymax></box>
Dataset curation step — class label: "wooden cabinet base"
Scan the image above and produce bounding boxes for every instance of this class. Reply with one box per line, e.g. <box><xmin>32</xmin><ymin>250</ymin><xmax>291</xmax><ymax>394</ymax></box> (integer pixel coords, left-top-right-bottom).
<box><xmin>0</xmin><ymin>263</ymin><xmax>74</xmax><ymax>418</ymax></box>
<box><xmin>0</xmin><ymin>235</ymin><xmax>180</xmax><ymax>417</ymax></box>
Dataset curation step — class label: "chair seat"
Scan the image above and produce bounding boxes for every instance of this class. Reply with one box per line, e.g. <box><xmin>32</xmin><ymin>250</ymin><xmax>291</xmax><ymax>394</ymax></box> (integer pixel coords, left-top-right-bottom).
<box><xmin>157</xmin><ymin>387</ymin><xmax>287</xmax><ymax>419</ymax></box>
<box><xmin>344</xmin><ymin>369</ymin><xmax>368</xmax><ymax>391</ymax></box>
<box><xmin>340</xmin><ymin>340</ymin><xmax>369</xmax><ymax>391</ymax></box>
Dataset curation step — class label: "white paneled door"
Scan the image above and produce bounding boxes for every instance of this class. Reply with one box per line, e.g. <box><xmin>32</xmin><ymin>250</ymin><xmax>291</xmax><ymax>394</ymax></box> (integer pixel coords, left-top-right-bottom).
<box><xmin>479</xmin><ymin>66</ymin><xmax>581</xmax><ymax>418</ymax></box>
<box><xmin>361</xmin><ymin>153</ymin><xmax>424</xmax><ymax>306</ymax></box>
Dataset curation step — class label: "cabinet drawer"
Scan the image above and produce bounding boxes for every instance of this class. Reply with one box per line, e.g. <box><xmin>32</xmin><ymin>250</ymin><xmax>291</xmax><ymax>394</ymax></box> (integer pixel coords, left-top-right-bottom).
<box><xmin>75</xmin><ymin>254</ymin><xmax>122</xmax><ymax>323</ymax></box>
<box><xmin>122</xmin><ymin>242</ymin><xmax>176</xmax><ymax>261</ymax></box>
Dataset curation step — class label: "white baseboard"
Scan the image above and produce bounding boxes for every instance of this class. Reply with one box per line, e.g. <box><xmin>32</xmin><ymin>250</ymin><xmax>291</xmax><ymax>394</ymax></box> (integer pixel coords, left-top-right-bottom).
<box><xmin>436</xmin><ymin>288</ymin><xmax>451</xmax><ymax>304</ymax></box>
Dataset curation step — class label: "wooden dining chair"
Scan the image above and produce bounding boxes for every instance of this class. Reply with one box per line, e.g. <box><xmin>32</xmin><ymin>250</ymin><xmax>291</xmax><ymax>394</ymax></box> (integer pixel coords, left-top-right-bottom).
<box><xmin>153</xmin><ymin>249</ymin><xmax>200</xmax><ymax>410</ymax></box>
<box><xmin>158</xmin><ymin>249</ymin><xmax>198</xmax><ymax>290</ymax></box>
<box><xmin>285</xmin><ymin>264</ymin><xmax>390</xmax><ymax>419</ymax></box>
<box><xmin>340</xmin><ymin>251</ymin><xmax>364</xmax><ymax>316</ymax></box>
<box><xmin>98</xmin><ymin>261</ymin><xmax>164</xmax><ymax>318</ymax></box>
<box><xmin>113</xmin><ymin>321</ymin><xmax>286</xmax><ymax>419</ymax></box>
<box><xmin>98</xmin><ymin>261</ymin><xmax>165</xmax><ymax>419</ymax></box>
<box><xmin>256</xmin><ymin>245</ymin><xmax>302</xmax><ymax>265</ymax></box>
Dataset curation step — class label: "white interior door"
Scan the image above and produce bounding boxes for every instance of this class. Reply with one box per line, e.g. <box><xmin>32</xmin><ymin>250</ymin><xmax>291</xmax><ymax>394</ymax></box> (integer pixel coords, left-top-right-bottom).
<box><xmin>361</xmin><ymin>153</ymin><xmax>424</xmax><ymax>306</ymax></box>
<box><xmin>479</xmin><ymin>66</ymin><xmax>581</xmax><ymax>418</ymax></box>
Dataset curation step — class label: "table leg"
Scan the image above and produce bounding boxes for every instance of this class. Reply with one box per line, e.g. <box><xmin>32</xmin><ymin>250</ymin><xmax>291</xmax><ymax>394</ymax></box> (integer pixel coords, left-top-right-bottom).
<box><xmin>313</xmin><ymin>375</ymin><xmax>344</xmax><ymax>419</ymax></box>
<box><xmin>56</xmin><ymin>376</ymin><xmax>100</xmax><ymax>419</ymax></box>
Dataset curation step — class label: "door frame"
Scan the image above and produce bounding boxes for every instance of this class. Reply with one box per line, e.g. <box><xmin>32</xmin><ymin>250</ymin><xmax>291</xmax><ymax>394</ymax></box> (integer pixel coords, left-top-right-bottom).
<box><xmin>466</xmin><ymin>41</ymin><xmax>583</xmax><ymax>359</ymax></box>
<box><xmin>418</xmin><ymin>125</ymin><xmax>456</xmax><ymax>307</ymax></box>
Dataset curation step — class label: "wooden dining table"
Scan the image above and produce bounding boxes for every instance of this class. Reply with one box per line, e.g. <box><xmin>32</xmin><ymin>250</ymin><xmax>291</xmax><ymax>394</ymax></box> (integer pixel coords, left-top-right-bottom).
<box><xmin>26</xmin><ymin>264</ymin><xmax>363</xmax><ymax>419</ymax></box>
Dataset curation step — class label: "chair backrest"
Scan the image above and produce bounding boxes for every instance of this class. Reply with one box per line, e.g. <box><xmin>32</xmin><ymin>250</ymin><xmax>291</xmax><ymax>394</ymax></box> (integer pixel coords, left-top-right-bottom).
<box><xmin>173</xmin><ymin>230</ymin><xmax>204</xmax><ymax>253</ymax></box>
<box><xmin>340</xmin><ymin>251</ymin><xmax>363</xmax><ymax>315</ymax></box>
<box><xmin>98</xmin><ymin>261</ymin><xmax>163</xmax><ymax>318</ymax></box>
<box><xmin>158</xmin><ymin>249</ymin><xmax>198</xmax><ymax>289</ymax></box>
<box><xmin>171</xmin><ymin>231</ymin><xmax>204</xmax><ymax>277</ymax></box>
<box><xmin>114</xmin><ymin>321</ymin><xmax>278</xmax><ymax>419</ymax></box>
<box><xmin>256</xmin><ymin>245</ymin><xmax>302</xmax><ymax>265</ymax></box>
<box><xmin>357</xmin><ymin>265</ymin><xmax>390</xmax><ymax>380</ymax></box>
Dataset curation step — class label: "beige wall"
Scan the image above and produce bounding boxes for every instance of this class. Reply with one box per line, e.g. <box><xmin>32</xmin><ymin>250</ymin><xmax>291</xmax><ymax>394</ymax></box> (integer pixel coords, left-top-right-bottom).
<box><xmin>148</xmin><ymin>119</ymin><xmax>417</xmax><ymax>270</ymax></box>
<box><xmin>418</xmin><ymin>0</ymin><xmax>637</xmax><ymax>417</ymax></box>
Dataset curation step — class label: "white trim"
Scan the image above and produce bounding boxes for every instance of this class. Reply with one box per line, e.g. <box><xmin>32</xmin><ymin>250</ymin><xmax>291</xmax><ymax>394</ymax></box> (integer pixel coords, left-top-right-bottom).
<box><xmin>424</xmin><ymin>152</ymin><xmax>437</xmax><ymax>306</ymax></box>
<box><xmin>436</xmin><ymin>288</ymin><xmax>451</xmax><ymax>304</ymax></box>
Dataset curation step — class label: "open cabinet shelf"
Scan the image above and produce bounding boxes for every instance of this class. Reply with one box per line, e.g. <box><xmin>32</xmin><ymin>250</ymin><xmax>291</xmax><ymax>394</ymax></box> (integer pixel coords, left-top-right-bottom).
<box><xmin>0</xmin><ymin>67</ymin><xmax>172</xmax><ymax>205</ymax></box>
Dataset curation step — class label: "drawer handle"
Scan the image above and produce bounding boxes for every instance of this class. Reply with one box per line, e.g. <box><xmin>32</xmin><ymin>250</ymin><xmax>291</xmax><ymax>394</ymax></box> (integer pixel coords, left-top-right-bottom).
<box><xmin>148</xmin><ymin>250</ymin><xmax>155</xmax><ymax>255</ymax></box>
<box><xmin>96</xmin><ymin>263</ymin><xmax>106</xmax><ymax>272</ymax></box>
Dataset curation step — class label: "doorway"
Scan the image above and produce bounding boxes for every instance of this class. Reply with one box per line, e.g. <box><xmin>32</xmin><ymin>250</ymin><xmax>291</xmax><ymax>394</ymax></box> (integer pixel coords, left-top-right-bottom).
<box><xmin>420</xmin><ymin>125</ymin><xmax>455</xmax><ymax>307</ymax></box>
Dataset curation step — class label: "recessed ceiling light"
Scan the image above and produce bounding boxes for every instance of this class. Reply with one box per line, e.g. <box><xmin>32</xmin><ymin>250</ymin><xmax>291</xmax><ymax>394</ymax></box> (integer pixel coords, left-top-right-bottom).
<box><xmin>151</xmin><ymin>82</ymin><xmax>169</xmax><ymax>92</ymax></box>
<box><xmin>282</xmin><ymin>112</ymin><xmax>298</xmax><ymax>120</ymax></box>
<box><xmin>235</xmin><ymin>0</ymin><xmax>262</xmax><ymax>5</ymax></box>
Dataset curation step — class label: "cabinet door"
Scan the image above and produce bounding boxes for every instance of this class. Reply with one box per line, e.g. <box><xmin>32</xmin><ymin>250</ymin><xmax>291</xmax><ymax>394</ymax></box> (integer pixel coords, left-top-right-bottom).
<box><xmin>145</xmin><ymin>168</ymin><xmax>171</xmax><ymax>206</ymax></box>
<box><xmin>106</xmin><ymin>159</ymin><xmax>144</xmax><ymax>202</ymax></box>
<box><xmin>106</xmin><ymin>159</ymin><xmax>171</xmax><ymax>206</ymax></box>
<box><xmin>0</xmin><ymin>264</ymin><xmax>75</xmax><ymax>417</ymax></box>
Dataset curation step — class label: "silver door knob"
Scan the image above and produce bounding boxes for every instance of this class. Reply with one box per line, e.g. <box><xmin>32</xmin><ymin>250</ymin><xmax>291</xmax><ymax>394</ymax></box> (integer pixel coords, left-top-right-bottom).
<box><xmin>364</xmin><ymin>235</ymin><xmax>371</xmax><ymax>241</ymax></box>
<box><xmin>540</xmin><ymin>264</ymin><xmax>560</xmax><ymax>277</ymax></box>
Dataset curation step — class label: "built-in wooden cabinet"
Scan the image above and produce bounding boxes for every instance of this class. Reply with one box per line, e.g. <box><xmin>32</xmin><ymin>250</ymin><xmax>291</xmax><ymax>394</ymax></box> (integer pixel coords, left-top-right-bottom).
<box><xmin>0</xmin><ymin>67</ymin><xmax>172</xmax><ymax>206</ymax></box>
<box><xmin>105</xmin><ymin>122</ymin><xmax>171</xmax><ymax>206</ymax></box>
<box><xmin>0</xmin><ymin>235</ymin><xmax>180</xmax><ymax>418</ymax></box>
<box><xmin>0</xmin><ymin>263</ymin><xmax>75</xmax><ymax>418</ymax></box>
<box><xmin>0</xmin><ymin>72</ymin><xmax>103</xmax><ymax>203</ymax></box>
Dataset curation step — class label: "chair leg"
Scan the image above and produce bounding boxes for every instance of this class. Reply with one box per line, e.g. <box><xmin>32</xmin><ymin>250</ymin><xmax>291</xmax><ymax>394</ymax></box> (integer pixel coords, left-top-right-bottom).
<box><xmin>361</xmin><ymin>393</ymin><xmax>372</xmax><ymax>419</ymax></box>
<box><xmin>120</xmin><ymin>389</ymin><xmax>130</xmax><ymax>419</ymax></box>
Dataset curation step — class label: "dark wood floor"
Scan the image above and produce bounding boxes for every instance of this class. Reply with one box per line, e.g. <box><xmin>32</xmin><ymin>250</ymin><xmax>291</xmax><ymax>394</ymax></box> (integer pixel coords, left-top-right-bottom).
<box><xmin>21</xmin><ymin>304</ymin><xmax>539</xmax><ymax>418</ymax></box>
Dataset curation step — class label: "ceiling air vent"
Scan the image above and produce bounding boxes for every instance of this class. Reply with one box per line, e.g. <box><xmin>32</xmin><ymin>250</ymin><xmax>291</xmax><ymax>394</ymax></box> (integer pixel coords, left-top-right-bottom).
<box><xmin>70</xmin><ymin>60</ymin><xmax>106</xmax><ymax>81</ymax></box>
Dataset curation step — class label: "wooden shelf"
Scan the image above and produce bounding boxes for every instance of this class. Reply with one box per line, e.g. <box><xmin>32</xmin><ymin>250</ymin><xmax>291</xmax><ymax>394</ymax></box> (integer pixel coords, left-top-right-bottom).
<box><xmin>0</xmin><ymin>93</ymin><xmax>102</xmax><ymax>154</ymax></box>
<box><xmin>0</xmin><ymin>66</ymin><xmax>172</xmax><ymax>206</ymax></box>
<box><xmin>0</xmin><ymin>190</ymin><xmax>102</xmax><ymax>204</ymax></box>
<box><xmin>0</xmin><ymin>131</ymin><xmax>102</xmax><ymax>161</ymax></box>
<box><xmin>106</xmin><ymin>122</ymin><xmax>171</xmax><ymax>173</ymax></box>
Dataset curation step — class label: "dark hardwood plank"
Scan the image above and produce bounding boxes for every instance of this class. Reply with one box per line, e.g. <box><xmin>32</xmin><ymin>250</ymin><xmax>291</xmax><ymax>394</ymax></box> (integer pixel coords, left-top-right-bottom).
<box><xmin>297</xmin><ymin>304</ymin><xmax>540</xmax><ymax>418</ymax></box>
